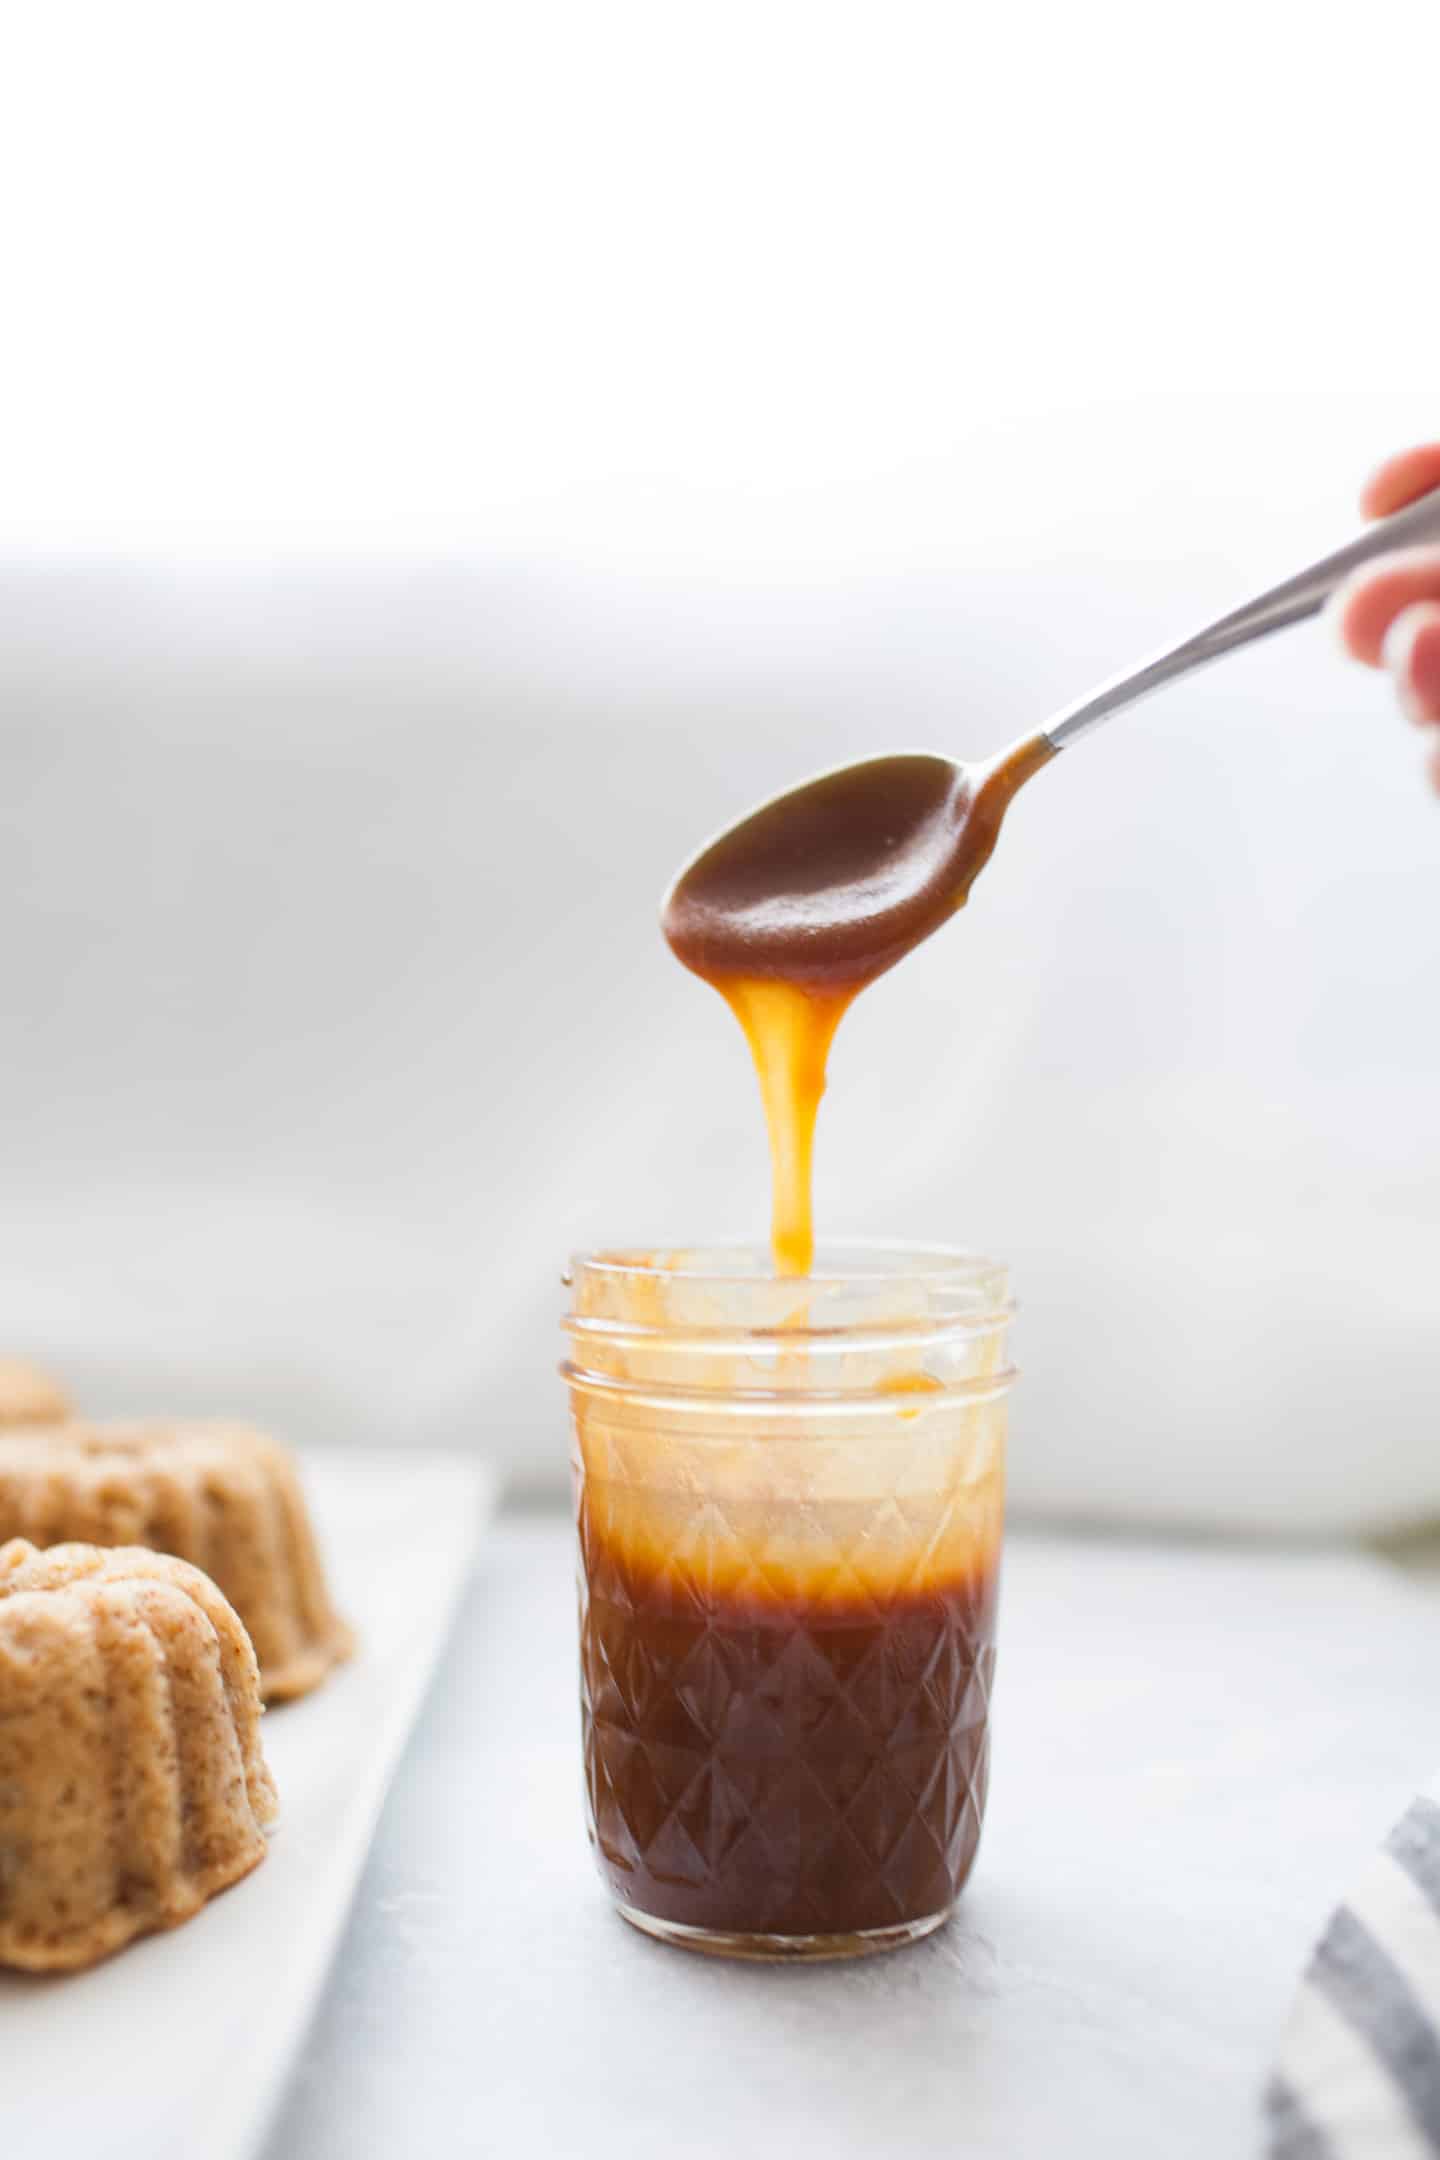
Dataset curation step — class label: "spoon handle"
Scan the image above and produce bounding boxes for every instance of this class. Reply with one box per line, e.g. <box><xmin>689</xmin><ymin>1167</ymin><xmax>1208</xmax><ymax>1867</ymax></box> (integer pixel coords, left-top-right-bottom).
<box><xmin>1043</xmin><ymin>483</ymin><xmax>1440</xmax><ymax>751</ymax></box>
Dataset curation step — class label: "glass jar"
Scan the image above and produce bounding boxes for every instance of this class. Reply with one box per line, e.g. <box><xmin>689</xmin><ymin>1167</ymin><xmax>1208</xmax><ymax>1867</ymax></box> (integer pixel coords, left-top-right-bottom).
<box><xmin>562</xmin><ymin>1242</ymin><xmax>1014</xmax><ymax>1962</ymax></box>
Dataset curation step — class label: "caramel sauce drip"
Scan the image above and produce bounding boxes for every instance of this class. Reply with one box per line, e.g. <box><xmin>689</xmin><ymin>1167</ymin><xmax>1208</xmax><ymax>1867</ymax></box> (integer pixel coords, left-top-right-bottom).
<box><xmin>664</xmin><ymin>735</ymin><xmax>1054</xmax><ymax>1275</ymax></box>
<box><xmin>716</xmin><ymin>979</ymin><xmax>852</xmax><ymax>1276</ymax></box>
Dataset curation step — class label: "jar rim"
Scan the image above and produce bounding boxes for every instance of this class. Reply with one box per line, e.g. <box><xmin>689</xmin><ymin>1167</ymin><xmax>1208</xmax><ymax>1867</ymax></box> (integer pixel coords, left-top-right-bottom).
<box><xmin>564</xmin><ymin>1238</ymin><xmax>1007</xmax><ymax>1293</ymax></box>
<box><xmin>562</xmin><ymin>1240</ymin><xmax>1014</xmax><ymax>1402</ymax></box>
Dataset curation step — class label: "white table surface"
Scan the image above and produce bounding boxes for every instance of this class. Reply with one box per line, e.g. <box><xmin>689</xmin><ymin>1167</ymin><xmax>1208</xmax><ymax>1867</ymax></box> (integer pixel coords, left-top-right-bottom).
<box><xmin>0</xmin><ymin>1454</ymin><xmax>492</xmax><ymax>2160</ymax></box>
<box><xmin>262</xmin><ymin>1517</ymin><xmax>1440</xmax><ymax>2160</ymax></box>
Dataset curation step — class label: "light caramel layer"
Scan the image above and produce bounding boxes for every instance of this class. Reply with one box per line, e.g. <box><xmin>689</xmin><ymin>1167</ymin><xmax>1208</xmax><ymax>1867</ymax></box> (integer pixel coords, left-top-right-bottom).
<box><xmin>573</xmin><ymin>1398</ymin><xmax>1005</xmax><ymax>1609</ymax></box>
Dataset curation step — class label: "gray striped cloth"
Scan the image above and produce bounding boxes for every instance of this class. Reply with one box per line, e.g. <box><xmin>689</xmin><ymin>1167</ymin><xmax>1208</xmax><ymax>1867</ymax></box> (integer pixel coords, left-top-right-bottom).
<box><xmin>1266</xmin><ymin>1782</ymin><xmax>1440</xmax><ymax>2158</ymax></box>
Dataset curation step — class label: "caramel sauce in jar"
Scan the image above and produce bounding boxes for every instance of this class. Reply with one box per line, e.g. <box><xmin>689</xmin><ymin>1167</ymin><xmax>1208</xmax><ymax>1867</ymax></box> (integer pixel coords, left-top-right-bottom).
<box><xmin>565</xmin><ymin>1247</ymin><xmax>1012</xmax><ymax>1957</ymax></box>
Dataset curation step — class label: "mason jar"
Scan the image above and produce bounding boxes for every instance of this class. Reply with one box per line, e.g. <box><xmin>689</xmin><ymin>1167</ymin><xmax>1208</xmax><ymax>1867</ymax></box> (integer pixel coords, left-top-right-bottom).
<box><xmin>562</xmin><ymin>1241</ymin><xmax>1014</xmax><ymax>1961</ymax></box>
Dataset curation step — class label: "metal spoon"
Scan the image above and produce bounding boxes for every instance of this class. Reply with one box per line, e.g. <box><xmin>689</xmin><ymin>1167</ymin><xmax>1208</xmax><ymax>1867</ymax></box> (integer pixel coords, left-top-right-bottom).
<box><xmin>663</xmin><ymin>485</ymin><xmax>1440</xmax><ymax>992</ymax></box>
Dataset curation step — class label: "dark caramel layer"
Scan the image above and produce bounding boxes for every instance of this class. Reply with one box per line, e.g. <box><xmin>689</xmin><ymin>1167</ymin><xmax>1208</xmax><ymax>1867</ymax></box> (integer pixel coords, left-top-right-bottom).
<box><xmin>580</xmin><ymin>1535</ymin><xmax>999</xmax><ymax>1938</ymax></box>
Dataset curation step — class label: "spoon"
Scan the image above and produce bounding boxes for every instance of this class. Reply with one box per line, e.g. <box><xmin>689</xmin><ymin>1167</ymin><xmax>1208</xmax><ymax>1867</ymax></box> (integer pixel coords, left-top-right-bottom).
<box><xmin>663</xmin><ymin>484</ymin><xmax>1440</xmax><ymax>994</ymax></box>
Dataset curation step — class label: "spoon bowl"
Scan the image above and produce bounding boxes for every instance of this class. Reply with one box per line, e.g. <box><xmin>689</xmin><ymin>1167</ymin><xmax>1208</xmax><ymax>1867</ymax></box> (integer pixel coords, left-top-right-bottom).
<box><xmin>662</xmin><ymin>743</ymin><xmax>1052</xmax><ymax>992</ymax></box>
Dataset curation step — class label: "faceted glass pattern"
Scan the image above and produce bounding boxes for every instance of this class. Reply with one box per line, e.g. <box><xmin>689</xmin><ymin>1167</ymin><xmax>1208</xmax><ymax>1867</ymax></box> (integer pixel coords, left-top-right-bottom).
<box><xmin>578</xmin><ymin>1479</ymin><xmax>997</xmax><ymax>1944</ymax></box>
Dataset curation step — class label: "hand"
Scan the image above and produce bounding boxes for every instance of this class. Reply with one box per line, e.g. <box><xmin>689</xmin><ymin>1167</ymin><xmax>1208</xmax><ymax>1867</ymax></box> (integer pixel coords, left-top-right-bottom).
<box><xmin>1336</xmin><ymin>445</ymin><xmax>1440</xmax><ymax>792</ymax></box>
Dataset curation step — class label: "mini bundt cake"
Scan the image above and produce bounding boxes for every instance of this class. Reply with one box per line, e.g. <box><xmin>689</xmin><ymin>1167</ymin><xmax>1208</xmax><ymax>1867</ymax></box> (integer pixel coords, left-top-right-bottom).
<box><xmin>0</xmin><ymin>1359</ymin><xmax>69</xmax><ymax>1426</ymax></box>
<box><xmin>0</xmin><ymin>1423</ymin><xmax>353</xmax><ymax>1702</ymax></box>
<box><xmin>0</xmin><ymin>1538</ymin><xmax>278</xmax><ymax>1971</ymax></box>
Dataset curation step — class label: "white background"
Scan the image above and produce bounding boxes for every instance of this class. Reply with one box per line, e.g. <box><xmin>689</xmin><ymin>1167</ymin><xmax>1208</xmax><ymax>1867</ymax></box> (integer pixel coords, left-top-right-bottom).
<box><xmin>2</xmin><ymin>2</ymin><xmax>1438</xmax><ymax>1528</ymax></box>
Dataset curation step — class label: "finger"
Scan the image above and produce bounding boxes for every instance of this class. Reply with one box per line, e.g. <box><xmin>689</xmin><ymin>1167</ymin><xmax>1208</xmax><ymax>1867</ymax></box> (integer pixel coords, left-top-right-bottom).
<box><xmin>1361</xmin><ymin>444</ymin><xmax>1440</xmax><ymax>520</ymax></box>
<box><xmin>1382</xmin><ymin>602</ymin><xmax>1440</xmax><ymax>729</ymax></box>
<box><xmin>1333</xmin><ymin>550</ymin><xmax>1440</xmax><ymax>665</ymax></box>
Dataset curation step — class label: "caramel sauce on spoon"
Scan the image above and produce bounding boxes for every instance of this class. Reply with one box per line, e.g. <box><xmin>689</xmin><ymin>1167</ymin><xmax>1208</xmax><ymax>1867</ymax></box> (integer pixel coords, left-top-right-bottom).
<box><xmin>662</xmin><ymin>735</ymin><xmax>1055</xmax><ymax>1272</ymax></box>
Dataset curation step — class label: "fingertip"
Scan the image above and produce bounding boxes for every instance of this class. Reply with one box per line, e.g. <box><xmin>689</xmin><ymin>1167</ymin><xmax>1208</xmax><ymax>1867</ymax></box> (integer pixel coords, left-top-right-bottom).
<box><xmin>1384</xmin><ymin>602</ymin><xmax>1440</xmax><ymax>728</ymax></box>
<box><xmin>1332</xmin><ymin>552</ymin><xmax>1440</xmax><ymax>666</ymax></box>
<box><xmin>1361</xmin><ymin>444</ymin><xmax>1440</xmax><ymax>520</ymax></box>
<box><xmin>1331</xmin><ymin>572</ymin><xmax>1376</xmax><ymax>663</ymax></box>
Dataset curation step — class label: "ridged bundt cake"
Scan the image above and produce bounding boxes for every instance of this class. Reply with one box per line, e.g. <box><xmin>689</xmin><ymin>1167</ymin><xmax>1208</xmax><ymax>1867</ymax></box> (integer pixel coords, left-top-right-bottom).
<box><xmin>0</xmin><ymin>1360</ymin><xmax>69</xmax><ymax>1426</ymax></box>
<box><xmin>0</xmin><ymin>1538</ymin><xmax>278</xmax><ymax>1971</ymax></box>
<box><xmin>0</xmin><ymin>1423</ymin><xmax>353</xmax><ymax>1702</ymax></box>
